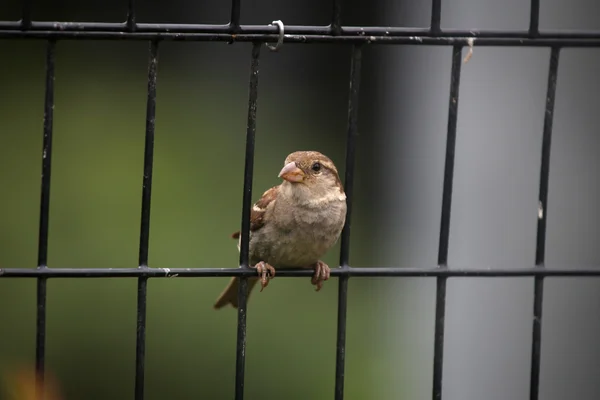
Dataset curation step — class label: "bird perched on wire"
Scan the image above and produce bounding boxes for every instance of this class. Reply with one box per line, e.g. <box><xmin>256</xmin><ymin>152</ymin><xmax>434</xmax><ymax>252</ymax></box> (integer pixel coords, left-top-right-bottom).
<box><xmin>213</xmin><ymin>150</ymin><xmax>347</xmax><ymax>310</ymax></box>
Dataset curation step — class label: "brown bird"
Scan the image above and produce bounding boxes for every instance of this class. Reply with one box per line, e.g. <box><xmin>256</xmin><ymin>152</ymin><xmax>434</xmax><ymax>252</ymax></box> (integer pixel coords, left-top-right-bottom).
<box><xmin>213</xmin><ymin>151</ymin><xmax>347</xmax><ymax>309</ymax></box>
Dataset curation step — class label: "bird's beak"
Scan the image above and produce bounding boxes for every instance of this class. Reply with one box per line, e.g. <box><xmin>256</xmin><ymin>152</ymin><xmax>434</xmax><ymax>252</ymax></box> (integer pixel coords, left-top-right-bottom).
<box><xmin>278</xmin><ymin>161</ymin><xmax>305</xmax><ymax>183</ymax></box>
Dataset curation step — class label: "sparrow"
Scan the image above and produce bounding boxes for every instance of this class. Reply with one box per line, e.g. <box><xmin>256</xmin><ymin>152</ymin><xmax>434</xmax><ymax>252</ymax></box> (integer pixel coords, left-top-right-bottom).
<box><xmin>213</xmin><ymin>151</ymin><xmax>347</xmax><ymax>310</ymax></box>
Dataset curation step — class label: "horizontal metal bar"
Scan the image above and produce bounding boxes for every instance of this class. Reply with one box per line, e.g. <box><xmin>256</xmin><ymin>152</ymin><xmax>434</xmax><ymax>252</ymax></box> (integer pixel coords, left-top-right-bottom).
<box><xmin>1</xmin><ymin>30</ymin><xmax>600</xmax><ymax>47</ymax></box>
<box><xmin>1</xmin><ymin>267</ymin><xmax>599</xmax><ymax>278</ymax></box>
<box><xmin>2</xmin><ymin>21</ymin><xmax>600</xmax><ymax>39</ymax></box>
<box><xmin>1</xmin><ymin>23</ymin><xmax>600</xmax><ymax>46</ymax></box>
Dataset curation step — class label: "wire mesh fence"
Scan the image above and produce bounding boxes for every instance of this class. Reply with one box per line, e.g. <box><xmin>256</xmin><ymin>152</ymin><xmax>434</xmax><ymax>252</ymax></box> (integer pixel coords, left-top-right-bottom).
<box><xmin>1</xmin><ymin>1</ymin><xmax>600</xmax><ymax>399</ymax></box>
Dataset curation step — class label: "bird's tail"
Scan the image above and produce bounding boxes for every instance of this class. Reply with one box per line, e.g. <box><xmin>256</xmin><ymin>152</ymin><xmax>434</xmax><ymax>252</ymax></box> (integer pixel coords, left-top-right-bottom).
<box><xmin>213</xmin><ymin>277</ymin><xmax>259</xmax><ymax>310</ymax></box>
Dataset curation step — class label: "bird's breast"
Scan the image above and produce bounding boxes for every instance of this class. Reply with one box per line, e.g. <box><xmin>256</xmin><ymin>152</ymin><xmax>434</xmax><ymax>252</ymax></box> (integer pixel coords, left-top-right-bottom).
<box><xmin>249</xmin><ymin>199</ymin><xmax>346</xmax><ymax>267</ymax></box>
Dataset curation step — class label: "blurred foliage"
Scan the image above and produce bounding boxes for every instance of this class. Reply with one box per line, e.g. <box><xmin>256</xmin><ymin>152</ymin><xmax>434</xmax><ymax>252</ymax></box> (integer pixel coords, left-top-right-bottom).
<box><xmin>0</xmin><ymin>34</ymin><xmax>405</xmax><ymax>399</ymax></box>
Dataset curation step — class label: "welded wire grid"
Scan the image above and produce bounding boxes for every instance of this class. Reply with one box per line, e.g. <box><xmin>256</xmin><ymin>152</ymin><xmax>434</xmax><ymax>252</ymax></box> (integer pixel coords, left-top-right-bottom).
<box><xmin>2</xmin><ymin>0</ymin><xmax>600</xmax><ymax>399</ymax></box>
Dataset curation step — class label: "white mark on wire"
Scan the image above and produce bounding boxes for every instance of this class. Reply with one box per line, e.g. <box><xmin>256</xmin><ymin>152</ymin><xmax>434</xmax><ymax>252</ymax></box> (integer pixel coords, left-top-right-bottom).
<box><xmin>463</xmin><ymin>37</ymin><xmax>475</xmax><ymax>64</ymax></box>
<box><xmin>538</xmin><ymin>201</ymin><xmax>544</xmax><ymax>220</ymax></box>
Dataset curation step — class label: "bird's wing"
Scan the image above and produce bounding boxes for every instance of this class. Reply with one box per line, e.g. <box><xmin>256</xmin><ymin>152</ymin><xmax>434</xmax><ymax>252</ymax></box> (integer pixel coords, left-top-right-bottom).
<box><xmin>231</xmin><ymin>185</ymin><xmax>279</xmax><ymax>239</ymax></box>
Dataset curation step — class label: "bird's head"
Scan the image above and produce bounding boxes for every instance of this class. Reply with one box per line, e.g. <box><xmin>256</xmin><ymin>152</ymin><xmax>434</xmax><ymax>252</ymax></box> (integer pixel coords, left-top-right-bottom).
<box><xmin>278</xmin><ymin>151</ymin><xmax>345</xmax><ymax>204</ymax></box>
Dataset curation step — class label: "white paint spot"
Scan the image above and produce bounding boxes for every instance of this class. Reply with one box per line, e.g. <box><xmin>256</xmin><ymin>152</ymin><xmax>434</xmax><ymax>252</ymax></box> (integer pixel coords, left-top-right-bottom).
<box><xmin>464</xmin><ymin>38</ymin><xmax>475</xmax><ymax>64</ymax></box>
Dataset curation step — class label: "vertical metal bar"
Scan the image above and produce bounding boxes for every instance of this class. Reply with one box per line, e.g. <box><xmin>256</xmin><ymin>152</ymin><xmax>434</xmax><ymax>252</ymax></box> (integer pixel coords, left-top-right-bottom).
<box><xmin>331</xmin><ymin>0</ymin><xmax>343</xmax><ymax>35</ymax></box>
<box><xmin>338</xmin><ymin>45</ymin><xmax>362</xmax><ymax>269</ymax></box>
<box><xmin>235</xmin><ymin>42</ymin><xmax>262</xmax><ymax>400</ymax></box>
<box><xmin>35</xmin><ymin>39</ymin><xmax>56</xmax><ymax>400</ymax></box>
<box><xmin>35</xmin><ymin>279</ymin><xmax>47</xmax><ymax>400</ymax></box>
<box><xmin>335</xmin><ymin>44</ymin><xmax>362</xmax><ymax>400</ymax></box>
<box><xmin>21</xmin><ymin>0</ymin><xmax>32</xmax><ymax>29</ymax></box>
<box><xmin>431</xmin><ymin>0</ymin><xmax>442</xmax><ymax>33</ymax></box>
<box><xmin>127</xmin><ymin>0</ymin><xmax>136</xmax><ymax>31</ymax></box>
<box><xmin>530</xmin><ymin>46</ymin><xmax>560</xmax><ymax>400</ymax></box>
<box><xmin>432</xmin><ymin>45</ymin><xmax>463</xmax><ymax>400</ymax></box>
<box><xmin>529</xmin><ymin>0</ymin><xmax>540</xmax><ymax>36</ymax></box>
<box><xmin>535</xmin><ymin>47</ymin><xmax>560</xmax><ymax>274</ymax></box>
<box><xmin>135</xmin><ymin>40</ymin><xmax>159</xmax><ymax>400</ymax></box>
<box><xmin>134</xmin><ymin>278</ymin><xmax>148</xmax><ymax>400</ymax></box>
<box><xmin>230</xmin><ymin>0</ymin><xmax>241</xmax><ymax>30</ymax></box>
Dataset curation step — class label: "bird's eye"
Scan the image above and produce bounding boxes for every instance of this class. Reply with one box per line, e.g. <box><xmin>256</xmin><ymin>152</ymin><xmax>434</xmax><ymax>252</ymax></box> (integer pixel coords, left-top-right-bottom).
<box><xmin>311</xmin><ymin>162</ymin><xmax>321</xmax><ymax>172</ymax></box>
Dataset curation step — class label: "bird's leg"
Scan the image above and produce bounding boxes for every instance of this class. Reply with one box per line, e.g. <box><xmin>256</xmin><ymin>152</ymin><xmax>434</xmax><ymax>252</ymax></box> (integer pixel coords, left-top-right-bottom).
<box><xmin>252</xmin><ymin>261</ymin><xmax>276</xmax><ymax>292</ymax></box>
<box><xmin>309</xmin><ymin>260</ymin><xmax>330</xmax><ymax>291</ymax></box>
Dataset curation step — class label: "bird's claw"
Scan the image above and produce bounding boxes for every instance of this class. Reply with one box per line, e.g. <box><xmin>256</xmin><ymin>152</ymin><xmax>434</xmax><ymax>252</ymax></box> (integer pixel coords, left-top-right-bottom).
<box><xmin>310</xmin><ymin>260</ymin><xmax>330</xmax><ymax>291</ymax></box>
<box><xmin>253</xmin><ymin>261</ymin><xmax>276</xmax><ymax>292</ymax></box>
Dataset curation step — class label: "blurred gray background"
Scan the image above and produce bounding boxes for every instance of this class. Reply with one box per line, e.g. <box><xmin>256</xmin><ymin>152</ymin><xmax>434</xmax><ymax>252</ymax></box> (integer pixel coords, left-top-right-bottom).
<box><xmin>1</xmin><ymin>0</ymin><xmax>599</xmax><ymax>399</ymax></box>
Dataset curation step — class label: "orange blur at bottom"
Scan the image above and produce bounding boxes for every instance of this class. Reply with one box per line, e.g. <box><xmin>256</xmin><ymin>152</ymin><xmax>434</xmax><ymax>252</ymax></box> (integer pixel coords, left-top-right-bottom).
<box><xmin>2</xmin><ymin>364</ymin><xmax>63</xmax><ymax>400</ymax></box>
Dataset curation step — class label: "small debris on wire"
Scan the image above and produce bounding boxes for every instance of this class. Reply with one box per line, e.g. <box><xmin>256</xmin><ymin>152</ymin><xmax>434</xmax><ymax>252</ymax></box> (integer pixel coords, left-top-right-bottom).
<box><xmin>463</xmin><ymin>38</ymin><xmax>475</xmax><ymax>64</ymax></box>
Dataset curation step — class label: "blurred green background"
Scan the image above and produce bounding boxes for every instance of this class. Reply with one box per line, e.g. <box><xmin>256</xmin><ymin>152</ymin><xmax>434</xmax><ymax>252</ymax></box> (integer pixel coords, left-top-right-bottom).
<box><xmin>0</xmin><ymin>1</ymin><xmax>408</xmax><ymax>398</ymax></box>
<box><xmin>7</xmin><ymin>1</ymin><xmax>600</xmax><ymax>400</ymax></box>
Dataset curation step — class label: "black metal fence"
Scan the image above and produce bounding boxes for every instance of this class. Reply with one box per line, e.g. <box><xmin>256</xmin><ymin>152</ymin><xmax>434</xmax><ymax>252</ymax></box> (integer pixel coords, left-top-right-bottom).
<box><xmin>1</xmin><ymin>1</ymin><xmax>600</xmax><ymax>399</ymax></box>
